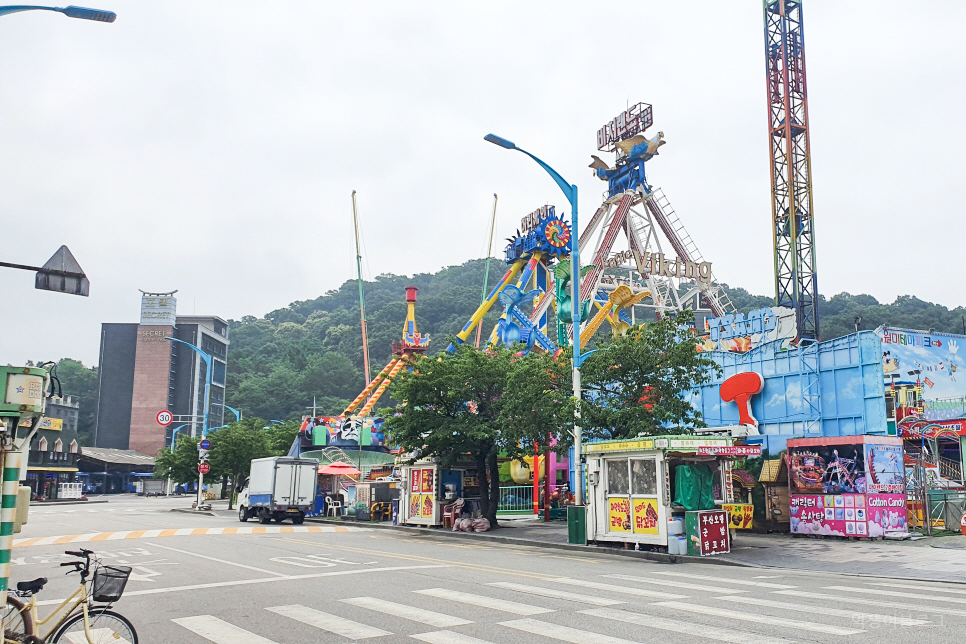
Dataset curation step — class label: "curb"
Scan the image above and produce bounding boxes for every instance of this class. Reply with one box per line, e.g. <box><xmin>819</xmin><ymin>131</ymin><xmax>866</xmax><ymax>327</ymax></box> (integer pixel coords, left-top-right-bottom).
<box><xmin>29</xmin><ymin>499</ymin><xmax>108</xmax><ymax>506</ymax></box>
<box><xmin>169</xmin><ymin>508</ymin><xmax>216</xmax><ymax>517</ymax></box>
<box><xmin>303</xmin><ymin>517</ymin><xmax>751</xmax><ymax>568</ymax></box>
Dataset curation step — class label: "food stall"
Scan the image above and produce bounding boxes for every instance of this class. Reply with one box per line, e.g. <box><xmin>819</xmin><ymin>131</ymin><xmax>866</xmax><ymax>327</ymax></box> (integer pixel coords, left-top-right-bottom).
<box><xmin>398</xmin><ymin>460</ymin><xmax>482</xmax><ymax>527</ymax></box>
<box><xmin>583</xmin><ymin>435</ymin><xmax>760</xmax><ymax>554</ymax></box>
<box><xmin>787</xmin><ymin>435</ymin><xmax>907</xmax><ymax>538</ymax></box>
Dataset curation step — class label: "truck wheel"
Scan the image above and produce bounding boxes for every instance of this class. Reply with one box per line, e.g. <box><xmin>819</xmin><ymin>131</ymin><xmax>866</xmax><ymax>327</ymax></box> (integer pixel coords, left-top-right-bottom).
<box><xmin>293</xmin><ymin>515</ymin><xmax>305</xmax><ymax>525</ymax></box>
<box><xmin>258</xmin><ymin>510</ymin><xmax>271</xmax><ymax>525</ymax></box>
<box><xmin>274</xmin><ymin>515</ymin><xmax>286</xmax><ymax>524</ymax></box>
<box><xmin>238</xmin><ymin>506</ymin><xmax>248</xmax><ymax>522</ymax></box>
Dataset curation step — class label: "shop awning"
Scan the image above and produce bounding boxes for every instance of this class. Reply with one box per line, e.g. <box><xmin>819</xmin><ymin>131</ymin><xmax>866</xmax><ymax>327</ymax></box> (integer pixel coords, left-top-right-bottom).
<box><xmin>78</xmin><ymin>448</ymin><xmax>155</xmax><ymax>473</ymax></box>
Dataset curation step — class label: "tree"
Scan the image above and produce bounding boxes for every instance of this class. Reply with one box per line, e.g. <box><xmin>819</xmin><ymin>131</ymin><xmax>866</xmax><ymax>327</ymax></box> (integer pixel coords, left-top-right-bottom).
<box><xmin>262</xmin><ymin>420</ymin><xmax>301</xmax><ymax>456</ymax></box>
<box><xmin>500</xmin><ymin>350</ymin><xmax>575</xmax><ymax>470</ymax></box>
<box><xmin>54</xmin><ymin>359</ymin><xmax>99</xmax><ymax>440</ymax></box>
<box><xmin>386</xmin><ymin>344</ymin><xmax>514</xmax><ymax>527</ymax></box>
<box><xmin>154</xmin><ymin>434</ymin><xmax>201</xmax><ymax>488</ymax></box>
<box><xmin>580</xmin><ymin>311</ymin><xmax>719</xmax><ymax>440</ymax></box>
<box><xmin>207</xmin><ymin>419</ymin><xmax>272</xmax><ymax>509</ymax></box>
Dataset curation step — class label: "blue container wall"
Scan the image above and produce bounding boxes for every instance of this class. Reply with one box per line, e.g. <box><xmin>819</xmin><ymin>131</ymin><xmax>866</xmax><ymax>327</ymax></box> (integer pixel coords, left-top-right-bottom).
<box><xmin>689</xmin><ymin>331</ymin><xmax>887</xmax><ymax>454</ymax></box>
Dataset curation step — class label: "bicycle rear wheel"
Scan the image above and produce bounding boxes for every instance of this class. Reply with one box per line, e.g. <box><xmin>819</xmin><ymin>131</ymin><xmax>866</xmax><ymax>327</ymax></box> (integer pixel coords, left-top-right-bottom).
<box><xmin>50</xmin><ymin>608</ymin><xmax>137</xmax><ymax>644</ymax></box>
<box><xmin>3</xmin><ymin>595</ymin><xmax>32</xmax><ymax>643</ymax></box>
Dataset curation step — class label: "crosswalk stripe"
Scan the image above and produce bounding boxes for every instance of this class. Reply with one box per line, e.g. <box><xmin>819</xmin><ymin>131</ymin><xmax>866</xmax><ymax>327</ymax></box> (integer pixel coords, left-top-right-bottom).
<box><xmin>173</xmin><ymin>615</ymin><xmax>278</xmax><ymax>643</ymax></box>
<box><xmin>342</xmin><ymin>596</ymin><xmax>472</xmax><ymax>627</ymax></box>
<box><xmin>414</xmin><ymin>588</ymin><xmax>554</xmax><ymax>615</ymax></box>
<box><xmin>650</xmin><ymin>571</ymin><xmax>796</xmax><ymax>589</ymax></box>
<box><xmin>866</xmin><ymin>581</ymin><xmax>966</xmax><ymax>595</ymax></box>
<box><xmin>774</xmin><ymin>590</ymin><xmax>966</xmax><ymax>618</ymax></box>
<box><xmin>824</xmin><ymin>585</ymin><xmax>966</xmax><ymax>605</ymax></box>
<box><xmin>581</xmin><ymin>607</ymin><xmax>796</xmax><ymax>644</ymax></box>
<box><xmin>487</xmin><ymin>582</ymin><xmax>624</xmax><ymax>606</ymax></box>
<box><xmin>652</xmin><ymin>601</ymin><xmax>865</xmax><ymax>636</ymax></box>
<box><xmin>550</xmin><ymin>577</ymin><xmax>688</xmax><ymax>600</ymax></box>
<box><xmin>716</xmin><ymin>594</ymin><xmax>930</xmax><ymax>626</ymax></box>
<box><xmin>499</xmin><ymin>618</ymin><xmax>641</xmax><ymax>644</ymax></box>
<box><xmin>411</xmin><ymin>631</ymin><xmax>499</xmax><ymax>644</ymax></box>
<box><xmin>603</xmin><ymin>574</ymin><xmax>745</xmax><ymax>594</ymax></box>
<box><xmin>267</xmin><ymin>604</ymin><xmax>392</xmax><ymax>639</ymax></box>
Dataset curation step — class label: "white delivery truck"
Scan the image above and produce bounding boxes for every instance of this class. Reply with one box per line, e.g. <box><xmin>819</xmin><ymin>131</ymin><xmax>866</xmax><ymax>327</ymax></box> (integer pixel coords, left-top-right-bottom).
<box><xmin>237</xmin><ymin>456</ymin><xmax>319</xmax><ymax>524</ymax></box>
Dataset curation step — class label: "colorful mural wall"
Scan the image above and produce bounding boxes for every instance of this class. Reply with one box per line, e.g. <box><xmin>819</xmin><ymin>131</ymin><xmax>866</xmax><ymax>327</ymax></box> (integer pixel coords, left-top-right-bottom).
<box><xmin>299</xmin><ymin>416</ymin><xmax>387</xmax><ymax>450</ymax></box>
<box><xmin>689</xmin><ymin>331</ymin><xmax>889</xmax><ymax>454</ymax></box>
<box><xmin>880</xmin><ymin>327</ymin><xmax>966</xmax><ymax>423</ymax></box>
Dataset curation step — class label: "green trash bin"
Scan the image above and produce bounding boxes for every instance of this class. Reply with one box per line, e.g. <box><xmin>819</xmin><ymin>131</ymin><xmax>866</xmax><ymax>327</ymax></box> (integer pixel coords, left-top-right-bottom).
<box><xmin>567</xmin><ymin>505</ymin><xmax>586</xmax><ymax>545</ymax></box>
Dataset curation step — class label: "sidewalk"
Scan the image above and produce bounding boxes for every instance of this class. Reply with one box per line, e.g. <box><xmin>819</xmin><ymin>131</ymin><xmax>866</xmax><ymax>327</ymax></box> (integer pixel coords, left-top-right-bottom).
<box><xmin>310</xmin><ymin>514</ymin><xmax>966</xmax><ymax>583</ymax></box>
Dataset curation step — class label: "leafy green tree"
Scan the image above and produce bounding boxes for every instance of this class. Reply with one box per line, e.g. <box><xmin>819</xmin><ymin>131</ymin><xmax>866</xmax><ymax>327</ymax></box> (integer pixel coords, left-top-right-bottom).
<box><xmin>207</xmin><ymin>419</ymin><xmax>272</xmax><ymax>509</ymax></box>
<box><xmin>580</xmin><ymin>311</ymin><xmax>719</xmax><ymax>440</ymax></box>
<box><xmin>262</xmin><ymin>420</ymin><xmax>301</xmax><ymax>456</ymax></box>
<box><xmin>386</xmin><ymin>344</ymin><xmax>513</xmax><ymax>527</ymax></box>
<box><xmin>154</xmin><ymin>434</ymin><xmax>201</xmax><ymax>488</ymax></box>
<box><xmin>500</xmin><ymin>350</ymin><xmax>575</xmax><ymax>466</ymax></box>
<box><xmin>54</xmin><ymin>359</ymin><xmax>98</xmax><ymax>441</ymax></box>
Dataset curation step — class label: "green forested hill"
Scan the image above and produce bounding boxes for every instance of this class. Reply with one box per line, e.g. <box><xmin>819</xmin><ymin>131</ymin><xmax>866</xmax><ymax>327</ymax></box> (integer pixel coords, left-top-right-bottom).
<box><xmin>224</xmin><ymin>258</ymin><xmax>966</xmax><ymax>422</ymax></box>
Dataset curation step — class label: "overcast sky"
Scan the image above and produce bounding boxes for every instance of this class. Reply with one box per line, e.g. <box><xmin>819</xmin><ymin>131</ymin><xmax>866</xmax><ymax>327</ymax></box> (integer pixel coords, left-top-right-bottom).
<box><xmin>1</xmin><ymin>1</ymin><xmax>963</xmax><ymax>367</ymax></box>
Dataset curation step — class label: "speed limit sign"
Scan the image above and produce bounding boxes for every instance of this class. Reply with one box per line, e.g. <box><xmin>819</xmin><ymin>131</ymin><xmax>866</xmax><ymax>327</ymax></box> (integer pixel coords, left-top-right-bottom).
<box><xmin>156</xmin><ymin>410</ymin><xmax>173</xmax><ymax>426</ymax></box>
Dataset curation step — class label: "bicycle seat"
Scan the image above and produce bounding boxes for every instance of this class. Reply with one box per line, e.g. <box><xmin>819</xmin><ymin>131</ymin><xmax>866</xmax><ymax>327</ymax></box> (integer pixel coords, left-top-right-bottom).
<box><xmin>16</xmin><ymin>577</ymin><xmax>47</xmax><ymax>594</ymax></box>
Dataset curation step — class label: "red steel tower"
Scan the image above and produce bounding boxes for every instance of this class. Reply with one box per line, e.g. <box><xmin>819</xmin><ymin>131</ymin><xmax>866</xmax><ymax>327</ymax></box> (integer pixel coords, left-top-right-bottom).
<box><xmin>764</xmin><ymin>0</ymin><xmax>819</xmax><ymax>341</ymax></box>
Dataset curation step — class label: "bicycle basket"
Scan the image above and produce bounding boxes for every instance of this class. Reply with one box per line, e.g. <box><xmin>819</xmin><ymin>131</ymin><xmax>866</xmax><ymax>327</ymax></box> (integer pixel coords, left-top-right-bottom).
<box><xmin>92</xmin><ymin>565</ymin><xmax>131</xmax><ymax>603</ymax></box>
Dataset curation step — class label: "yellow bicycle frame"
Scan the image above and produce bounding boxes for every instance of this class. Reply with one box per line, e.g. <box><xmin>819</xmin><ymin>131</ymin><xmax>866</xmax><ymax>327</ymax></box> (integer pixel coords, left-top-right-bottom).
<box><xmin>7</xmin><ymin>577</ymin><xmax>100</xmax><ymax>643</ymax></box>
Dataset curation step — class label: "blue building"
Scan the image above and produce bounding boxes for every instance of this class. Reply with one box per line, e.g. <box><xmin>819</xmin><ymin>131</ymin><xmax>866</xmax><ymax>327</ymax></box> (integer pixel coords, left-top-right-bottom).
<box><xmin>689</xmin><ymin>331</ymin><xmax>888</xmax><ymax>454</ymax></box>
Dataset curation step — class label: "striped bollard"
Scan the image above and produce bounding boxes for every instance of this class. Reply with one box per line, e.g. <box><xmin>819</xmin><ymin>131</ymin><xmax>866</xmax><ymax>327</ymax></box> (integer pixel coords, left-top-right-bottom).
<box><xmin>0</xmin><ymin>449</ymin><xmax>22</xmax><ymax>593</ymax></box>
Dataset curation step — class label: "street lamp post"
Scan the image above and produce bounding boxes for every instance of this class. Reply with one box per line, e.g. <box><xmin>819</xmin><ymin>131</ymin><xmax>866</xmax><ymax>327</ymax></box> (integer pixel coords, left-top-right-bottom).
<box><xmin>0</xmin><ymin>3</ymin><xmax>115</xmax><ymax>621</ymax></box>
<box><xmin>484</xmin><ymin>134</ymin><xmax>587</xmax><ymax>506</ymax></box>
<box><xmin>165</xmin><ymin>337</ymin><xmax>213</xmax><ymax>511</ymax></box>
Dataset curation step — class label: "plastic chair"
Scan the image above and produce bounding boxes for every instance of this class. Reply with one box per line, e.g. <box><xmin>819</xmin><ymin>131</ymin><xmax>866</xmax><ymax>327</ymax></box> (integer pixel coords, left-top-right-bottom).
<box><xmin>442</xmin><ymin>498</ymin><xmax>464</xmax><ymax>528</ymax></box>
<box><xmin>325</xmin><ymin>496</ymin><xmax>343</xmax><ymax>517</ymax></box>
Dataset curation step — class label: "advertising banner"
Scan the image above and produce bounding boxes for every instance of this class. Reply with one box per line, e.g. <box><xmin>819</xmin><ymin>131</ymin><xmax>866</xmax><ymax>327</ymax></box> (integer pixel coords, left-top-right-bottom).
<box><xmin>789</xmin><ymin>443</ymin><xmax>867</xmax><ymax>494</ymax></box>
<box><xmin>866</xmin><ymin>493</ymin><xmax>908</xmax><ymax>536</ymax></box>
<box><xmin>685</xmin><ymin>510</ymin><xmax>730</xmax><ymax>555</ymax></box>
<box><xmin>632</xmin><ymin>498</ymin><xmax>660</xmax><ymax>535</ymax></box>
<box><xmin>607</xmin><ymin>497</ymin><xmax>631</xmax><ymax>532</ymax></box>
<box><xmin>865</xmin><ymin>443</ymin><xmax>904</xmax><ymax>493</ymax></box>
<box><xmin>722</xmin><ymin>503</ymin><xmax>755</xmax><ymax>529</ymax></box>
<box><xmin>881</xmin><ymin>328</ymin><xmax>966</xmax><ymax>422</ymax></box>
<box><xmin>305</xmin><ymin>416</ymin><xmax>387</xmax><ymax>449</ymax></box>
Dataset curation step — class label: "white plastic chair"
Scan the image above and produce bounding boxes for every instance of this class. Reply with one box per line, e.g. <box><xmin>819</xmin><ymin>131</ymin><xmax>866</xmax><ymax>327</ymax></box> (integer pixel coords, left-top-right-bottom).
<box><xmin>325</xmin><ymin>496</ymin><xmax>343</xmax><ymax>517</ymax></box>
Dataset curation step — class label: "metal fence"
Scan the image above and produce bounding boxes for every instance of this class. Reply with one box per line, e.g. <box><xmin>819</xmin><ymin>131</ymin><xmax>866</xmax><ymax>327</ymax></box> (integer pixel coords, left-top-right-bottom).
<box><xmin>498</xmin><ymin>484</ymin><xmax>566</xmax><ymax>513</ymax></box>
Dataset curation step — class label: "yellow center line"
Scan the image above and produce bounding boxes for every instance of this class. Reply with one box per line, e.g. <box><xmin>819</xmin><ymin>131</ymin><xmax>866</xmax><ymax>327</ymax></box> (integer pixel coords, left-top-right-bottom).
<box><xmin>281</xmin><ymin>538</ymin><xmax>558</xmax><ymax>580</ymax></box>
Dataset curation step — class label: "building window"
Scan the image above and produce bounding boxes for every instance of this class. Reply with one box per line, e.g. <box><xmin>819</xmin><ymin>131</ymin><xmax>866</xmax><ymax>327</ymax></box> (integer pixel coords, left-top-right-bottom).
<box><xmin>54</xmin><ymin>438</ymin><xmax>63</xmax><ymax>453</ymax></box>
<box><xmin>38</xmin><ymin>437</ymin><xmax>48</xmax><ymax>451</ymax></box>
<box><xmin>69</xmin><ymin>440</ymin><xmax>78</xmax><ymax>454</ymax></box>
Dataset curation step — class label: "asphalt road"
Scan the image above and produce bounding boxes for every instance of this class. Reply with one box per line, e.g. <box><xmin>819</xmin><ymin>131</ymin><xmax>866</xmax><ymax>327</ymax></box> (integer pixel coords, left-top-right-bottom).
<box><xmin>11</xmin><ymin>495</ymin><xmax>965</xmax><ymax>643</ymax></box>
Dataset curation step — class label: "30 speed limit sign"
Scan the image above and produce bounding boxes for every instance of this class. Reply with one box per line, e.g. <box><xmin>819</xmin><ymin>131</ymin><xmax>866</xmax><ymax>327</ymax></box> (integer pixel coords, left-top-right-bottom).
<box><xmin>156</xmin><ymin>410</ymin><xmax>173</xmax><ymax>426</ymax></box>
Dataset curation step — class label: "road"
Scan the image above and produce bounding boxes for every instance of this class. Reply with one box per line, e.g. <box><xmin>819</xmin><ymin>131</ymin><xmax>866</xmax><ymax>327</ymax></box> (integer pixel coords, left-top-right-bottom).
<box><xmin>10</xmin><ymin>495</ymin><xmax>964</xmax><ymax>643</ymax></box>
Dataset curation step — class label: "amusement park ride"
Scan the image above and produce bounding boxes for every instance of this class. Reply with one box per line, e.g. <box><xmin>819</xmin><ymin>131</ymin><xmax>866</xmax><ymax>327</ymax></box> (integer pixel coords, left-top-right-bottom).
<box><xmin>303</xmin><ymin>0</ymin><xmax>824</xmax><ymax>455</ymax></box>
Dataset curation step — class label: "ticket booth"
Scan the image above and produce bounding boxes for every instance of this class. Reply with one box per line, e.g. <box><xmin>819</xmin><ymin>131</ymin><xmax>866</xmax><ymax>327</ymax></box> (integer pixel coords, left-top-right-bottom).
<box><xmin>399</xmin><ymin>462</ymin><xmax>440</xmax><ymax>526</ymax></box>
<box><xmin>584</xmin><ymin>435</ymin><xmax>760</xmax><ymax>552</ymax></box>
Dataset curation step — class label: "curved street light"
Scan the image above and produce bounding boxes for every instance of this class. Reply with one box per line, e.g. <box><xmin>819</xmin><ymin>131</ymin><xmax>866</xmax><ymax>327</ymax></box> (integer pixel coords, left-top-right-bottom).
<box><xmin>0</xmin><ymin>5</ymin><xmax>116</xmax><ymax>21</ymax></box>
<box><xmin>484</xmin><ymin>133</ymin><xmax>586</xmax><ymax>507</ymax></box>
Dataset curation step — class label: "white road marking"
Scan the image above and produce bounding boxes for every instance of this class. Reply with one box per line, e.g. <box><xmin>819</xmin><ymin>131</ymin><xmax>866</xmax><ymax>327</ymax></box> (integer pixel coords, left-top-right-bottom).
<box><xmin>487</xmin><ymin>581</ymin><xmax>624</xmax><ymax>606</ymax></box>
<box><xmin>650</xmin><ymin>571</ymin><xmax>796</xmax><ymax>589</ymax></box>
<box><xmin>581</xmin><ymin>607</ymin><xmax>796</xmax><ymax>644</ymax></box>
<box><xmin>411</xmin><ymin>631</ymin><xmax>499</xmax><ymax>644</ymax></box>
<box><xmin>824</xmin><ymin>585</ymin><xmax>966</xmax><ymax>605</ymax></box>
<box><xmin>866</xmin><ymin>581</ymin><xmax>966</xmax><ymax>595</ymax></box>
<box><xmin>717</xmin><ymin>594</ymin><xmax>930</xmax><ymax>626</ymax></box>
<box><xmin>267</xmin><ymin>604</ymin><xmax>391</xmax><ymax>639</ymax></box>
<box><xmin>499</xmin><ymin>618</ymin><xmax>640</xmax><ymax>644</ymax></box>
<box><xmin>35</xmin><ymin>565</ymin><xmax>449</xmax><ymax>605</ymax></box>
<box><xmin>550</xmin><ymin>577</ymin><xmax>687</xmax><ymax>600</ymax></box>
<box><xmin>173</xmin><ymin>615</ymin><xmax>278</xmax><ymax>643</ymax></box>
<box><xmin>652</xmin><ymin>601</ymin><xmax>865</xmax><ymax>636</ymax></box>
<box><xmin>151</xmin><ymin>542</ymin><xmax>288</xmax><ymax>577</ymax></box>
<box><xmin>414</xmin><ymin>588</ymin><xmax>553</xmax><ymax>615</ymax></box>
<box><xmin>342</xmin><ymin>596</ymin><xmax>472</xmax><ymax>628</ymax></box>
<box><xmin>774</xmin><ymin>589</ymin><xmax>966</xmax><ymax>618</ymax></box>
<box><xmin>603</xmin><ymin>574</ymin><xmax>745</xmax><ymax>594</ymax></box>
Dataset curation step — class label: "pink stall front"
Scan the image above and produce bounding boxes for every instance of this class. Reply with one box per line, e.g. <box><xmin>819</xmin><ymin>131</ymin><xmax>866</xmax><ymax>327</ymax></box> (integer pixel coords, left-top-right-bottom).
<box><xmin>787</xmin><ymin>435</ymin><xmax>907</xmax><ymax>538</ymax></box>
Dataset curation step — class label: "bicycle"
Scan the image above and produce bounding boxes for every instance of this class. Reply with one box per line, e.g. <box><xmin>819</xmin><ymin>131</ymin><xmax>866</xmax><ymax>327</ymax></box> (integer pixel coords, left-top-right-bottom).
<box><xmin>3</xmin><ymin>548</ymin><xmax>138</xmax><ymax>643</ymax></box>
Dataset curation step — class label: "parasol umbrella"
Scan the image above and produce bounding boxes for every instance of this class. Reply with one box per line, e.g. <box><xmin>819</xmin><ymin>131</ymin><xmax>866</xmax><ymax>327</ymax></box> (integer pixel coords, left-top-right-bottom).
<box><xmin>320</xmin><ymin>461</ymin><xmax>362</xmax><ymax>476</ymax></box>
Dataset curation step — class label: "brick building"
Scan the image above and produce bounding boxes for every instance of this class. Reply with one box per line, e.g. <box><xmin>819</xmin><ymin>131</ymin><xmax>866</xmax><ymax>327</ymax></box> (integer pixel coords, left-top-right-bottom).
<box><xmin>94</xmin><ymin>291</ymin><xmax>229</xmax><ymax>455</ymax></box>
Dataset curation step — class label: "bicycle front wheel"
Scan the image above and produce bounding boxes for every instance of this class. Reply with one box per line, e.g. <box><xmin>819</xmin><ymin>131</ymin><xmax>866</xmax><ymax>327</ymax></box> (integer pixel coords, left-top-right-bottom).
<box><xmin>3</xmin><ymin>595</ymin><xmax>32</xmax><ymax>643</ymax></box>
<box><xmin>49</xmin><ymin>608</ymin><xmax>137</xmax><ymax>644</ymax></box>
